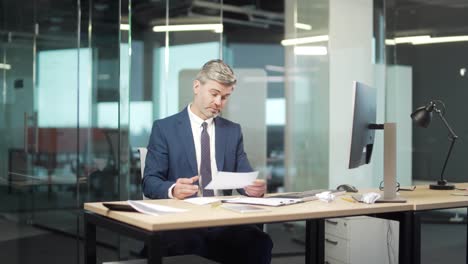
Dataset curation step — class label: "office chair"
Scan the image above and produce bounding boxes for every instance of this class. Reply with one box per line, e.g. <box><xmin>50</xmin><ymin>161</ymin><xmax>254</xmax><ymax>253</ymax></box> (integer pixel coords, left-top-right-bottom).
<box><xmin>137</xmin><ymin>147</ymin><xmax>149</xmax><ymax>200</ymax></box>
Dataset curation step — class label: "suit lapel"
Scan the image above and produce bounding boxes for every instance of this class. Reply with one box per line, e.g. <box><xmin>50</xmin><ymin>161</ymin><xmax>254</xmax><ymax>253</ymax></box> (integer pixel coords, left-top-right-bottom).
<box><xmin>177</xmin><ymin>109</ymin><xmax>198</xmax><ymax>175</ymax></box>
<box><xmin>215</xmin><ymin>117</ymin><xmax>226</xmax><ymax>171</ymax></box>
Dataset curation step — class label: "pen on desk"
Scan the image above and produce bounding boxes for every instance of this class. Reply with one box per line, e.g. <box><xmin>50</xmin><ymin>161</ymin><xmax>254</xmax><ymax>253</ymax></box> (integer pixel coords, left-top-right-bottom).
<box><xmin>341</xmin><ymin>197</ymin><xmax>356</xmax><ymax>203</ymax></box>
<box><xmin>211</xmin><ymin>201</ymin><xmax>223</xmax><ymax>208</ymax></box>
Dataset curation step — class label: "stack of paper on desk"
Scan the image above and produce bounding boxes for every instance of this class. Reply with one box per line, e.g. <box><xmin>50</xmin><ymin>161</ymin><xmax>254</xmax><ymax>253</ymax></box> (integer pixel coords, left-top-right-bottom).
<box><xmin>127</xmin><ymin>200</ymin><xmax>187</xmax><ymax>216</ymax></box>
<box><xmin>222</xmin><ymin>197</ymin><xmax>303</xmax><ymax>207</ymax></box>
<box><xmin>221</xmin><ymin>204</ymin><xmax>270</xmax><ymax>213</ymax></box>
<box><xmin>184</xmin><ymin>197</ymin><xmax>221</xmax><ymax>205</ymax></box>
<box><xmin>268</xmin><ymin>189</ymin><xmax>346</xmax><ymax>202</ymax></box>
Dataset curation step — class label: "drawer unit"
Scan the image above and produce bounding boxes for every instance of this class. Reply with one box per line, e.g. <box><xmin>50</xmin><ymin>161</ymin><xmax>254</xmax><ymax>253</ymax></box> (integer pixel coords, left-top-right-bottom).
<box><xmin>325</xmin><ymin>256</ymin><xmax>347</xmax><ymax>264</ymax></box>
<box><xmin>324</xmin><ymin>216</ymin><xmax>399</xmax><ymax>264</ymax></box>
<box><xmin>324</xmin><ymin>233</ymin><xmax>349</xmax><ymax>263</ymax></box>
<box><xmin>324</xmin><ymin>218</ymin><xmax>348</xmax><ymax>239</ymax></box>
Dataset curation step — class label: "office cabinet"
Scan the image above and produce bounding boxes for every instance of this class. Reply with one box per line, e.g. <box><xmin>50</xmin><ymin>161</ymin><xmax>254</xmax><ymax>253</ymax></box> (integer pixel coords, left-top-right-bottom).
<box><xmin>325</xmin><ymin>216</ymin><xmax>398</xmax><ymax>264</ymax></box>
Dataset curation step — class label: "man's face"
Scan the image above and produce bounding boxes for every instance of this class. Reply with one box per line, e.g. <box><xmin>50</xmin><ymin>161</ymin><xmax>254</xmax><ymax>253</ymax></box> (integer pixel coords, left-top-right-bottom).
<box><xmin>191</xmin><ymin>79</ymin><xmax>233</xmax><ymax>120</ymax></box>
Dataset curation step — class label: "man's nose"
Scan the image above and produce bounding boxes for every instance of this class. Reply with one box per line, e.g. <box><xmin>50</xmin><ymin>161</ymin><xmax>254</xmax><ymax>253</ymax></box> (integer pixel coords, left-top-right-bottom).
<box><xmin>214</xmin><ymin>96</ymin><xmax>221</xmax><ymax>105</ymax></box>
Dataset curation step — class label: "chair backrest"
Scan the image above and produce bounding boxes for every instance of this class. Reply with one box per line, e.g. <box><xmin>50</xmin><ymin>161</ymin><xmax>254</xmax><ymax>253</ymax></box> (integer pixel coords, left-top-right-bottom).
<box><xmin>138</xmin><ymin>147</ymin><xmax>149</xmax><ymax>199</ymax></box>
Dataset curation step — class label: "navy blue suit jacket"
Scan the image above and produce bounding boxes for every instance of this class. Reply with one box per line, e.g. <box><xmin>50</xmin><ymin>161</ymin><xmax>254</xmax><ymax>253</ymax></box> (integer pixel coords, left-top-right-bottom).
<box><xmin>142</xmin><ymin>107</ymin><xmax>253</xmax><ymax>199</ymax></box>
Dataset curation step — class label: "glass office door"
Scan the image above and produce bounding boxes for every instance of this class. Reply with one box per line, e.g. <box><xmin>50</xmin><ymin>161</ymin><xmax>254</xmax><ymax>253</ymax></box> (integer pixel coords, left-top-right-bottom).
<box><xmin>0</xmin><ymin>0</ymin><xmax>82</xmax><ymax>263</ymax></box>
<box><xmin>0</xmin><ymin>25</ymin><xmax>38</xmax><ymax>226</ymax></box>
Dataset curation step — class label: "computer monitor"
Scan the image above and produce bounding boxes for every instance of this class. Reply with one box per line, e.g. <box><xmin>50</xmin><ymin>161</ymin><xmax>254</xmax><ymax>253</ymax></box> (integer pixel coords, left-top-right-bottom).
<box><xmin>348</xmin><ymin>81</ymin><xmax>405</xmax><ymax>203</ymax></box>
<box><xmin>348</xmin><ymin>81</ymin><xmax>377</xmax><ymax>169</ymax></box>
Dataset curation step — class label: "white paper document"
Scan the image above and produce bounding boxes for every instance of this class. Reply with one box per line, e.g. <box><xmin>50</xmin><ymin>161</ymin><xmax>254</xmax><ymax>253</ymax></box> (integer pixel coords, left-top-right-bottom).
<box><xmin>127</xmin><ymin>200</ymin><xmax>187</xmax><ymax>216</ymax></box>
<box><xmin>221</xmin><ymin>203</ymin><xmax>270</xmax><ymax>213</ymax></box>
<box><xmin>184</xmin><ymin>197</ymin><xmax>221</xmax><ymax>205</ymax></box>
<box><xmin>223</xmin><ymin>197</ymin><xmax>303</xmax><ymax>207</ymax></box>
<box><xmin>205</xmin><ymin>171</ymin><xmax>258</xmax><ymax>190</ymax></box>
<box><xmin>451</xmin><ymin>192</ymin><xmax>468</xmax><ymax>196</ymax></box>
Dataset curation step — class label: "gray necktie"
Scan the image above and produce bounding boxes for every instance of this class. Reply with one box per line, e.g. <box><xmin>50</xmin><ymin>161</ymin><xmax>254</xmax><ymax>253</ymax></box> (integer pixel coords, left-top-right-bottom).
<box><xmin>201</xmin><ymin>122</ymin><xmax>214</xmax><ymax>197</ymax></box>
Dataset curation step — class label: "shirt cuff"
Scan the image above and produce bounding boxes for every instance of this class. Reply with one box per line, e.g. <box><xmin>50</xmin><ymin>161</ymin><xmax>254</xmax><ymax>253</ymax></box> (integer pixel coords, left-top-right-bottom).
<box><xmin>168</xmin><ymin>183</ymin><xmax>176</xmax><ymax>199</ymax></box>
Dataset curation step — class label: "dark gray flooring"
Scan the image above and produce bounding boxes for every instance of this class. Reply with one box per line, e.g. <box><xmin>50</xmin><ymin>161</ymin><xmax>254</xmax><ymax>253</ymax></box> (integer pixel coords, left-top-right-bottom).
<box><xmin>421</xmin><ymin>223</ymin><xmax>466</xmax><ymax>264</ymax></box>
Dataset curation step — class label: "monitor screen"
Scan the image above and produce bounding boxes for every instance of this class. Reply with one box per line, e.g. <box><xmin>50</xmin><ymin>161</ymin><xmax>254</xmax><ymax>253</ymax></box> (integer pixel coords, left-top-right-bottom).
<box><xmin>348</xmin><ymin>81</ymin><xmax>377</xmax><ymax>169</ymax></box>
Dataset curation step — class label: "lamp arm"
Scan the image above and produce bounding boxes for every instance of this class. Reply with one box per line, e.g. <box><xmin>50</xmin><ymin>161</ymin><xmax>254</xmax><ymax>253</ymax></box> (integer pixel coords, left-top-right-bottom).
<box><xmin>439</xmin><ymin>136</ymin><xmax>457</xmax><ymax>183</ymax></box>
<box><xmin>436</xmin><ymin>111</ymin><xmax>458</xmax><ymax>139</ymax></box>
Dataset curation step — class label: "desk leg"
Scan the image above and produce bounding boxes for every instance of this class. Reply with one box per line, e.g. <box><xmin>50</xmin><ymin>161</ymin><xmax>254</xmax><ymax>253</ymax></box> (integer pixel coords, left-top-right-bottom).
<box><xmin>84</xmin><ymin>213</ymin><xmax>97</xmax><ymax>264</ymax></box>
<box><xmin>395</xmin><ymin>211</ymin><xmax>420</xmax><ymax>264</ymax></box>
<box><xmin>146</xmin><ymin>233</ymin><xmax>162</xmax><ymax>264</ymax></box>
<box><xmin>305</xmin><ymin>219</ymin><xmax>324</xmax><ymax>264</ymax></box>
<box><xmin>412</xmin><ymin>212</ymin><xmax>421</xmax><ymax>264</ymax></box>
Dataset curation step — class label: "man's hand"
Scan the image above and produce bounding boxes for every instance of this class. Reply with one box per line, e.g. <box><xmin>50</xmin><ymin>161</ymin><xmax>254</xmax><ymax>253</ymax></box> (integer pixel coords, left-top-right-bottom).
<box><xmin>172</xmin><ymin>176</ymin><xmax>199</xmax><ymax>199</ymax></box>
<box><xmin>244</xmin><ymin>179</ymin><xmax>267</xmax><ymax>197</ymax></box>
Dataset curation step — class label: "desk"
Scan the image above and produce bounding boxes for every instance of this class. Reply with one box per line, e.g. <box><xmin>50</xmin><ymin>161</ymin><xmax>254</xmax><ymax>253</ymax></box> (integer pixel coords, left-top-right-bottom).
<box><xmin>398</xmin><ymin>184</ymin><xmax>468</xmax><ymax>264</ymax></box>
<box><xmin>84</xmin><ymin>198</ymin><xmax>412</xmax><ymax>264</ymax></box>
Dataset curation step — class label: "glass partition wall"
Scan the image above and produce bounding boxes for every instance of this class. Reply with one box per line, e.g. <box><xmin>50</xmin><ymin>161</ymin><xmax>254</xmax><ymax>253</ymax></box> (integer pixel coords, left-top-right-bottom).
<box><xmin>386</xmin><ymin>1</ymin><xmax>468</xmax><ymax>263</ymax></box>
<box><xmin>0</xmin><ymin>0</ymin><xmax>131</xmax><ymax>263</ymax></box>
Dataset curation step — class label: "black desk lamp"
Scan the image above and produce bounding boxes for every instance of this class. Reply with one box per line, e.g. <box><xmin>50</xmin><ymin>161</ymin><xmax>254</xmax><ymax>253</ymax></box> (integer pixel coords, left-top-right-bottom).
<box><xmin>411</xmin><ymin>100</ymin><xmax>458</xmax><ymax>190</ymax></box>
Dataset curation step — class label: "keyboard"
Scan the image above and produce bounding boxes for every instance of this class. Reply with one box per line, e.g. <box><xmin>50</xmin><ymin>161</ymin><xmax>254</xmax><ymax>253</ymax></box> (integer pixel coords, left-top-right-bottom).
<box><xmin>268</xmin><ymin>189</ymin><xmax>346</xmax><ymax>201</ymax></box>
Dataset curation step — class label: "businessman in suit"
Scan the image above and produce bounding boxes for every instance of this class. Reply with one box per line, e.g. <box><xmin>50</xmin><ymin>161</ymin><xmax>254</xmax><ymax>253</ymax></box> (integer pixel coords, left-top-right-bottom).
<box><xmin>142</xmin><ymin>59</ymin><xmax>273</xmax><ymax>264</ymax></box>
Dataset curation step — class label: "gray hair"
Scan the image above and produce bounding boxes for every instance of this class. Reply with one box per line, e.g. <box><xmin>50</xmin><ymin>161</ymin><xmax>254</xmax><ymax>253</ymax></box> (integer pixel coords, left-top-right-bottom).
<box><xmin>195</xmin><ymin>59</ymin><xmax>237</xmax><ymax>86</ymax></box>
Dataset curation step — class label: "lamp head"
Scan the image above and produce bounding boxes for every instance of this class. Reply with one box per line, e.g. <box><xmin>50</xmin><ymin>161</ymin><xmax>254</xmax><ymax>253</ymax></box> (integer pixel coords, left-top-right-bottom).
<box><xmin>411</xmin><ymin>101</ymin><xmax>435</xmax><ymax>128</ymax></box>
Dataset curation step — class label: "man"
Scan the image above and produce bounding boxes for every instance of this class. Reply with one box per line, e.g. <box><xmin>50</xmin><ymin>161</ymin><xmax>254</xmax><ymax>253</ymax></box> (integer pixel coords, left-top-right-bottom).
<box><xmin>142</xmin><ymin>59</ymin><xmax>273</xmax><ymax>264</ymax></box>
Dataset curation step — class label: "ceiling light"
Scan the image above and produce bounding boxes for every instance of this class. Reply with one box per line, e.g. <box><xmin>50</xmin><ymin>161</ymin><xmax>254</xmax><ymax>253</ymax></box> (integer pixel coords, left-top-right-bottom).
<box><xmin>294</xmin><ymin>46</ymin><xmax>327</xmax><ymax>56</ymax></box>
<box><xmin>0</xmin><ymin>63</ymin><xmax>11</xmax><ymax>70</ymax></box>
<box><xmin>120</xmin><ymin>24</ymin><xmax>130</xmax><ymax>31</ymax></box>
<box><xmin>394</xmin><ymin>35</ymin><xmax>430</xmax><ymax>44</ymax></box>
<box><xmin>385</xmin><ymin>35</ymin><xmax>430</xmax><ymax>45</ymax></box>
<box><xmin>385</xmin><ymin>39</ymin><xmax>396</xmax><ymax>45</ymax></box>
<box><xmin>460</xmin><ymin>68</ymin><xmax>466</xmax><ymax>77</ymax></box>
<box><xmin>295</xmin><ymin>23</ymin><xmax>312</xmax><ymax>30</ymax></box>
<box><xmin>412</xmin><ymin>35</ymin><xmax>468</xmax><ymax>45</ymax></box>
<box><xmin>386</xmin><ymin>35</ymin><xmax>468</xmax><ymax>46</ymax></box>
<box><xmin>152</xmin><ymin>24</ymin><xmax>223</xmax><ymax>33</ymax></box>
<box><xmin>281</xmin><ymin>35</ymin><xmax>329</xmax><ymax>46</ymax></box>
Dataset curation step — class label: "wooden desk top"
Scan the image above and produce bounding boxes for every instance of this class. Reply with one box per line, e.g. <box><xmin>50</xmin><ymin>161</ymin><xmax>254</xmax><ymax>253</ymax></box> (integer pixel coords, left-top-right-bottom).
<box><xmin>84</xmin><ymin>197</ymin><xmax>412</xmax><ymax>232</ymax></box>
<box><xmin>85</xmin><ymin>183</ymin><xmax>468</xmax><ymax>232</ymax></box>
<box><xmin>399</xmin><ymin>183</ymin><xmax>468</xmax><ymax>211</ymax></box>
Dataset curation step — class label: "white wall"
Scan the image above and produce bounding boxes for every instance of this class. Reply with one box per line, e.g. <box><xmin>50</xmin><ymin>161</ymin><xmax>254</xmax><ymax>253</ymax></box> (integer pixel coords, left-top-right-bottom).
<box><xmin>328</xmin><ymin>0</ymin><xmax>378</xmax><ymax>189</ymax></box>
<box><xmin>224</xmin><ymin>69</ymin><xmax>267</xmax><ymax>178</ymax></box>
<box><xmin>387</xmin><ymin>65</ymin><xmax>413</xmax><ymax>186</ymax></box>
<box><xmin>154</xmin><ymin>42</ymin><xmax>219</xmax><ymax>118</ymax></box>
<box><xmin>37</xmin><ymin>49</ymin><xmax>89</xmax><ymax>127</ymax></box>
<box><xmin>285</xmin><ymin>0</ymin><xmax>403</xmax><ymax>191</ymax></box>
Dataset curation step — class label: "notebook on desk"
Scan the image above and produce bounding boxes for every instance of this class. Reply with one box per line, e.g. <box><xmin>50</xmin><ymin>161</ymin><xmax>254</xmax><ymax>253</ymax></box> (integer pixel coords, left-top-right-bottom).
<box><xmin>103</xmin><ymin>202</ymin><xmax>136</xmax><ymax>212</ymax></box>
<box><xmin>268</xmin><ymin>189</ymin><xmax>346</xmax><ymax>202</ymax></box>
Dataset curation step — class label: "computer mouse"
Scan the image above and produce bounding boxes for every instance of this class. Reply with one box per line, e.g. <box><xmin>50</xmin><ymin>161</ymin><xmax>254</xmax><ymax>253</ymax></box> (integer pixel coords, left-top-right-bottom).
<box><xmin>336</xmin><ymin>184</ymin><xmax>358</xmax><ymax>193</ymax></box>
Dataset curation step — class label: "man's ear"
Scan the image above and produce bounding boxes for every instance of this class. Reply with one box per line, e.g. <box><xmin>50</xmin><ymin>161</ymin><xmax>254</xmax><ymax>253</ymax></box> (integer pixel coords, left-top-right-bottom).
<box><xmin>193</xmin><ymin>80</ymin><xmax>200</xmax><ymax>95</ymax></box>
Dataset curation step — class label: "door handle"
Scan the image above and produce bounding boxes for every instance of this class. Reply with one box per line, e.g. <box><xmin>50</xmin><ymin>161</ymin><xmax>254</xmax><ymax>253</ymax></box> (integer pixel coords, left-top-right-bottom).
<box><xmin>24</xmin><ymin>112</ymin><xmax>28</xmax><ymax>152</ymax></box>
<box><xmin>23</xmin><ymin>112</ymin><xmax>38</xmax><ymax>153</ymax></box>
<box><xmin>33</xmin><ymin>112</ymin><xmax>38</xmax><ymax>153</ymax></box>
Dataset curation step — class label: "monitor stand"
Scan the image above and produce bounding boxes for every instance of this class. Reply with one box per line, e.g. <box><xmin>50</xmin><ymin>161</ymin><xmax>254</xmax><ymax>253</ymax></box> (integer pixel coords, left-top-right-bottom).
<box><xmin>377</xmin><ymin>123</ymin><xmax>406</xmax><ymax>203</ymax></box>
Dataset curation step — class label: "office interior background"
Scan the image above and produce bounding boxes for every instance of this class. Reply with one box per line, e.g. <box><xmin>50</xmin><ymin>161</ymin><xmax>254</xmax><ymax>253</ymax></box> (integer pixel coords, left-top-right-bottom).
<box><xmin>1</xmin><ymin>0</ymin><xmax>468</xmax><ymax>263</ymax></box>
